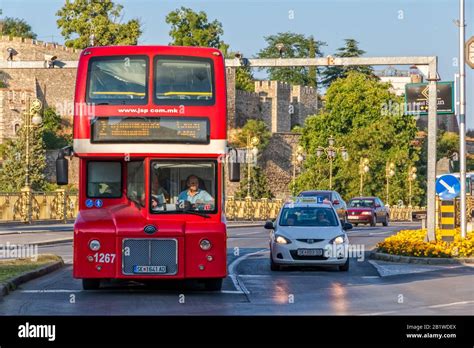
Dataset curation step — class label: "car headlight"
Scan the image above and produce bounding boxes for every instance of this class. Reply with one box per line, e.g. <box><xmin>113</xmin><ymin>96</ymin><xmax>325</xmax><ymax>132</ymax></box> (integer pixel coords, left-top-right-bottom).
<box><xmin>200</xmin><ymin>239</ymin><xmax>212</xmax><ymax>250</ymax></box>
<box><xmin>361</xmin><ymin>211</ymin><xmax>372</xmax><ymax>215</ymax></box>
<box><xmin>330</xmin><ymin>235</ymin><xmax>346</xmax><ymax>245</ymax></box>
<box><xmin>89</xmin><ymin>239</ymin><xmax>101</xmax><ymax>251</ymax></box>
<box><xmin>275</xmin><ymin>235</ymin><xmax>291</xmax><ymax>244</ymax></box>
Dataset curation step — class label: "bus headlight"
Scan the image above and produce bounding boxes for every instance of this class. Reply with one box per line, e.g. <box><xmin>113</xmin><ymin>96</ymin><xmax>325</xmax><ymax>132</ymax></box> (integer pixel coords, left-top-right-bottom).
<box><xmin>89</xmin><ymin>240</ymin><xmax>101</xmax><ymax>251</ymax></box>
<box><xmin>200</xmin><ymin>239</ymin><xmax>212</xmax><ymax>250</ymax></box>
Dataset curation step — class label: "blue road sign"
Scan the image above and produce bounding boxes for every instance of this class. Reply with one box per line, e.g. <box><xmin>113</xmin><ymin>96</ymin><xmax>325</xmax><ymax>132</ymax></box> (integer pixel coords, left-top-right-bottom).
<box><xmin>436</xmin><ymin>174</ymin><xmax>461</xmax><ymax>200</ymax></box>
<box><xmin>85</xmin><ymin>199</ymin><xmax>94</xmax><ymax>208</ymax></box>
<box><xmin>94</xmin><ymin>199</ymin><xmax>103</xmax><ymax>208</ymax></box>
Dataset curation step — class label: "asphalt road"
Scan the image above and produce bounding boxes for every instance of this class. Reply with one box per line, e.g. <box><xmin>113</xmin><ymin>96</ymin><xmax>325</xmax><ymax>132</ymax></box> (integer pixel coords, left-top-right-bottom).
<box><xmin>0</xmin><ymin>222</ymin><xmax>473</xmax><ymax>315</ymax></box>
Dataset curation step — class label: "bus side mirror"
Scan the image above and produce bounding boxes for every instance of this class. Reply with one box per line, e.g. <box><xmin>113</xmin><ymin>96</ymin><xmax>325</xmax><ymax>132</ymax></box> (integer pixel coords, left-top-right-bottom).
<box><xmin>56</xmin><ymin>146</ymin><xmax>72</xmax><ymax>186</ymax></box>
<box><xmin>228</xmin><ymin>148</ymin><xmax>240</xmax><ymax>182</ymax></box>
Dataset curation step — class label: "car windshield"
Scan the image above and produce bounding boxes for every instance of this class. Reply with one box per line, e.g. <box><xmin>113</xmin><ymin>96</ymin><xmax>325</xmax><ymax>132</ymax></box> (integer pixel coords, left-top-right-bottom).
<box><xmin>279</xmin><ymin>207</ymin><xmax>339</xmax><ymax>227</ymax></box>
<box><xmin>150</xmin><ymin>160</ymin><xmax>216</xmax><ymax>214</ymax></box>
<box><xmin>349</xmin><ymin>199</ymin><xmax>375</xmax><ymax>208</ymax></box>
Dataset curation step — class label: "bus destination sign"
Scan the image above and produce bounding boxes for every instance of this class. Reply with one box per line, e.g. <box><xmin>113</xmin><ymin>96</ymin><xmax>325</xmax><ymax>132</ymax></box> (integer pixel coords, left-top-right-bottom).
<box><xmin>91</xmin><ymin>117</ymin><xmax>209</xmax><ymax>143</ymax></box>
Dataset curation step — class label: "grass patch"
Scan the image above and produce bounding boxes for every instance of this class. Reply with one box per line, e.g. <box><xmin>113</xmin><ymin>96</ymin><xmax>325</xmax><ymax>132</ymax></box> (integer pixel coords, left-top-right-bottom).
<box><xmin>0</xmin><ymin>254</ymin><xmax>62</xmax><ymax>283</ymax></box>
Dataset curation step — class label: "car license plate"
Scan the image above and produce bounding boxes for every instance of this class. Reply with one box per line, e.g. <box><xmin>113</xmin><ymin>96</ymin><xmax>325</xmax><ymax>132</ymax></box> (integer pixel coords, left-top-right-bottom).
<box><xmin>297</xmin><ymin>249</ymin><xmax>323</xmax><ymax>256</ymax></box>
<box><xmin>348</xmin><ymin>215</ymin><xmax>358</xmax><ymax>219</ymax></box>
<box><xmin>133</xmin><ymin>265</ymin><xmax>167</xmax><ymax>274</ymax></box>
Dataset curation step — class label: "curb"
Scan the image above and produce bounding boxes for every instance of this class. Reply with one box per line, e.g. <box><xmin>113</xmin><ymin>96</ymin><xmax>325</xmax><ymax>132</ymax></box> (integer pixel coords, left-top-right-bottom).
<box><xmin>0</xmin><ymin>256</ymin><xmax>64</xmax><ymax>298</ymax></box>
<box><xmin>370</xmin><ymin>250</ymin><xmax>474</xmax><ymax>264</ymax></box>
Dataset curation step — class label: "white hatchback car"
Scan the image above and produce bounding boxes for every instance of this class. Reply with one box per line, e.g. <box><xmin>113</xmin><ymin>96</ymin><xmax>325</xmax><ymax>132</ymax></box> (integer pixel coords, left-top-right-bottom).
<box><xmin>265</xmin><ymin>199</ymin><xmax>353</xmax><ymax>271</ymax></box>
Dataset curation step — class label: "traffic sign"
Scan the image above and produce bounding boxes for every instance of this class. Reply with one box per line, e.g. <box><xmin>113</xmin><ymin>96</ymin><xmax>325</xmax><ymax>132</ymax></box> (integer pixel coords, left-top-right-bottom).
<box><xmin>466</xmin><ymin>36</ymin><xmax>474</xmax><ymax>69</ymax></box>
<box><xmin>436</xmin><ymin>174</ymin><xmax>461</xmax><ymax>200</ymax></box>
<box><xmin>405</xmin><ymin>82</ymin><xmax>454</xmax><ymax>115</ymax></box>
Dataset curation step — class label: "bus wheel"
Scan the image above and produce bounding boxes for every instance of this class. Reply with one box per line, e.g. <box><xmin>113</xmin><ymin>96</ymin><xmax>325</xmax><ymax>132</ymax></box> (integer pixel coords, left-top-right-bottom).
<box><xmin>82</xmin><ymin>279</ymin><xmax>101</xmax><ymax>290</ymax></box>
<box><xmin>203</xmin><ymin>278</ymin><xmax>223</xmax><ymax>291</ymax></box>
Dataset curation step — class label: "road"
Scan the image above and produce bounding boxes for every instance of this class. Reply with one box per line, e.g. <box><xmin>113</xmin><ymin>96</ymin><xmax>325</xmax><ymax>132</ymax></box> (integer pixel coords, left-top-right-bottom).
<box><xmin>0</xmin><ymin>222</ymin><xmax>473</xmax><ymax>315</ymax></box>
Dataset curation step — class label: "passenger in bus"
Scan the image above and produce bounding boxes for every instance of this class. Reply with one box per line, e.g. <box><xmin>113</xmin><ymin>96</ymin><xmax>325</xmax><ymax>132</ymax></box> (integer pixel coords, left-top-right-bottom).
<box><xmin>178</xmin><ymin>175</ymin><xmax>214</xmax><ymax>208</ymax></box>
<box><xmin>150</xmin><ymin>174</ymin><xmax>169</xmax><ymax>210</ymax></box>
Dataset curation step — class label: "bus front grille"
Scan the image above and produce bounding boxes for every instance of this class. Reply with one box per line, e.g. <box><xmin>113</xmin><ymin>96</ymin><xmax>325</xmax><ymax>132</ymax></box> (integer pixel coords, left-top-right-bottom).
<box><xmin>122</xmin><ymin>239</ymin><xmax>178</xmax><ymax>275</ymax></box>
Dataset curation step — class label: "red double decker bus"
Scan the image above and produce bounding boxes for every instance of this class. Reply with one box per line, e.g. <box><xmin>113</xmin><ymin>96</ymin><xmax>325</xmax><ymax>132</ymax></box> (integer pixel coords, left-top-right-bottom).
<box><xmin>56</xmin><ymin>45</ymin><xmax>239</xmax><ymax>290</ymax></box>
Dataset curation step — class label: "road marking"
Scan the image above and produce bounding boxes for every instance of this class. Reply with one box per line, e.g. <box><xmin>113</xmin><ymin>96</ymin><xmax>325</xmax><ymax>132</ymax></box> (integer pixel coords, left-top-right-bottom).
<box><xmin>19</xmin><ymin>289</ymin><xmax>82</xmax><ymax>293</ymax></box>
<box><xmin>229</xmin><ymin>230</ymin><xmax>265</xmax><ymax>237</ymax></box>
<box><xmin>361</xmin><ymin>276</ymin><xmax>380</xmax><ymax>279</ymax></box>
<box><xmin>227</xmin><ymin>248</ymin><xmax>268</xmax><ymax>295</ymax></box>
<box><xmin>428</xmin><ymin>300</ymin><xmax>474</xmax><ymax>308</ymax></box>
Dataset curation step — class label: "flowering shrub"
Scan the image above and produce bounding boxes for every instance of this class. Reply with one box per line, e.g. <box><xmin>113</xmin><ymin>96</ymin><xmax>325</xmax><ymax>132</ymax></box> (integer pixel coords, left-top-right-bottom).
<box><xmin>377</xmin><ymin>229</ymin><xmax>474</xmax><ymax>258</ymax></box>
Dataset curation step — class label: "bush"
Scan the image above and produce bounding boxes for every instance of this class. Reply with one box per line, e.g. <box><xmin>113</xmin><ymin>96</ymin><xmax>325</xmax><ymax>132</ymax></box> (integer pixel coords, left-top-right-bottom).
<box><xmin>377</xmin><ymin>229</ymin><xmax>474</xmax><ymax>258</ymax></box>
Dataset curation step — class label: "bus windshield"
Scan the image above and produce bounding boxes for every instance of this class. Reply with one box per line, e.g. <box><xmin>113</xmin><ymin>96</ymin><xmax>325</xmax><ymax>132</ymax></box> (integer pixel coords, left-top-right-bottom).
<box><xmin>87</xmin><ymin>56</ymin><xmax>148</xmax><ymax>105</ymax></box>
<box><xmin>150</xmin><ymin>160</ymin><xmax>216</xmax><ymax>214</ymax></box>
<box><xmin>154</xmin><ymin>57</ymin><xmax>214</xmax><ymax>105</ymax></box>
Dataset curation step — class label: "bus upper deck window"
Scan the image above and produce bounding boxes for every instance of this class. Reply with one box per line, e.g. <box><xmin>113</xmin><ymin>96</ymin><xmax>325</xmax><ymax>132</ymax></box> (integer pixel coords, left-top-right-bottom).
<box><xmin>87</xmin><ymin>162</ymin><xmax>122</xmax><ymax>198</ymax></box>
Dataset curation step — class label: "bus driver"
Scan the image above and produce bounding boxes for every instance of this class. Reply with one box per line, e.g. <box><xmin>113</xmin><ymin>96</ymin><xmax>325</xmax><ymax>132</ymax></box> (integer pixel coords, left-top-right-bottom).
<box><xmin>178</xmin><ymin>175</ymin><xmax>214</xmax><ymax>209</ymax></box>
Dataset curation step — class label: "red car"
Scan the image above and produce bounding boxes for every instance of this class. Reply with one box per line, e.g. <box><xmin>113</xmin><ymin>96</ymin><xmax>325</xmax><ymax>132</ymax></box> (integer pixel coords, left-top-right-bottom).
<box><xmin>347</xmin><ymin>197</ymin><xmax>389</xmax><ymax>227</ymax></box>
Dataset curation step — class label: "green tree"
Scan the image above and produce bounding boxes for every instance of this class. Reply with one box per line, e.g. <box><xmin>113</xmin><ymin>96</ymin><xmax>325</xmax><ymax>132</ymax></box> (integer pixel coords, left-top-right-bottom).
<box><xmin>295</xmin><ymin>71</ymin><xmax>422</xmax><ymax>205</ymax></box>
<box><xmin>229</xmin><ymin>119</ymin><xmax>271</xmax><ymax>151</ymax></box>
<box><xmin>56</xmin><ymin>0</ymin><xmax>142</xmax><ymax>49</ymax></box>
<box><xmin>42</xmin><ymin>108</ymin><xmax>72</xmax><ymax>150</ymax></box>
<box><xmin>0</xmin><ymin>17</ymin><xmax>37</xmax><ymax>39</ymax></box>
<box><xmin>257</xmin><ymin>32</ymin><xmax>326</xmax><ymax>87</ymax></box>
<box><xmin>321</xmin><ymin>39</ymin><xmax>374</xmax><ymax>87</ymax></box>
<box><xmin>0</xmin><ymin>124</ymin><xmax>46</xmax><ymax>192</ymax></box>
<box><xmin>234</xmin><ymin>166</ymin><xmax>274</xmax><ymax>199</ymax></box>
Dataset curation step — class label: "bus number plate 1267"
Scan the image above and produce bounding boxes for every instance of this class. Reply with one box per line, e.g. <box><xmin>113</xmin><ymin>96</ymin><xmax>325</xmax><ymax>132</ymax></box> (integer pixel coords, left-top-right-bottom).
<box><xmin>133</xmin><ymin>265</ymin><xmax>167</xmax><ymax>274</ymax></box>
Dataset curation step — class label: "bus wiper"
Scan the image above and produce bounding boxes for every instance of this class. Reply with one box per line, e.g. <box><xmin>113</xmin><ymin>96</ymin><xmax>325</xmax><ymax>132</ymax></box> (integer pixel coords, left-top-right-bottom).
<box><xmin>183</xmin><ymin>210</ymin><xmax>211</xmax><ymax>218</ymax></box>
<box><xmin>97</xmin><ymin>102</ymin><xmax>110</xmax><ymax>105</ymax></box>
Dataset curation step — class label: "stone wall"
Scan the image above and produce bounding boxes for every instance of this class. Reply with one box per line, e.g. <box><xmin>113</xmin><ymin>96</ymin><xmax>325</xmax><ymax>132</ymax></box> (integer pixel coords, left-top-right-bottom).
<box><xmin>235</xmin><ymin>90</ymin><xmax>260</xmax><ymax>128</ymax></box>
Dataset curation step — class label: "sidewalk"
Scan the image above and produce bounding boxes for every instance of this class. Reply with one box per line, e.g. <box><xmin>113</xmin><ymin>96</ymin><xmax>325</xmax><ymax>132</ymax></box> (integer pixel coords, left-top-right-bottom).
<box><xmin>0</xmin><ymin>221</ymin><xmax>264</xmax><ymax>246</ymax></box>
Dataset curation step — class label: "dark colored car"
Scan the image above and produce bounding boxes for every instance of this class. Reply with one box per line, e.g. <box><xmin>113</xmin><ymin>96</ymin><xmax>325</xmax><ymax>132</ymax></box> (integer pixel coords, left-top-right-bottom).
<box><xmin>347</xmin><ymin>197</ymin><xmax>389</xmax><ymax>227</ymax></box>
<box><xmin>297</xmin><ymin>190</ymin><xmax>348</xmax><ymax>222</ymax></box>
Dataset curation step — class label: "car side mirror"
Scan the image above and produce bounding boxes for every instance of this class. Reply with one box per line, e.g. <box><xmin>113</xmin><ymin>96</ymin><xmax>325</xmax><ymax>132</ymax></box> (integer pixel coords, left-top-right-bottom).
<box><xmin>228</xmin><ymin>148</ymin><xmax>240</xmax><ymax>182</ymax></box>
<box><xmin>264</xmin><ymin>220</ymin><xmax>274</xmax><ymax>230</ymax></box>
<box><xmin>56</xmin><ymin>146</ymin><xmax>72</xmax><ymax>185</ymax></box>
<box><xmin>332</xmin><ymin>200</ymin><xmax>340</xmax><ymax>205</ymax></box>
<box><xmin>343</xmin><ymin>222</ymin><xmax>353</xmax><ymax>230</ymax></box>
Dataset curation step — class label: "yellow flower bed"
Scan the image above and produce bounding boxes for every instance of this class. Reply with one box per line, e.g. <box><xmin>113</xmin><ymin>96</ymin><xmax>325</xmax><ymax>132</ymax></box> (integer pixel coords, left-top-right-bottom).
<box><xmin>377</xmin><ymin>229</ymin><xmax>474</xmax><ymax>258</ymax></box>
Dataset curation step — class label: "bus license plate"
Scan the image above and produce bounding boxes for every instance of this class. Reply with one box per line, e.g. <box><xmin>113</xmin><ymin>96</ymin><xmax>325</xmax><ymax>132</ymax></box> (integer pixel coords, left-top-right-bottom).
<box><xmin>297</xmin><ymin>249</ymin><xmax>323</xmax><ymax>256</ymax></box>
<box><xmin>133</xmin><ymin>265</ymin><xmax>167</xmax><ymax>274</ymax></box>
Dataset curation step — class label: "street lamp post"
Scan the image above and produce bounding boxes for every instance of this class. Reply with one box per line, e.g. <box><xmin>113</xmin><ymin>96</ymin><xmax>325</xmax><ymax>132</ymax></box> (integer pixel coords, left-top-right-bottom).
<box><xmin>246</xmin><ymin>135</ymin><xmax>259</xmax><ymax>198</ymax></box>
<box><xmin>316</xmin><ymin>136</ymin><xmax>349</xmax><ymax>190</ymax></box>
<box><xmin>359</xmin><ymin>158</ymin><xmax>370</xmax><ymax>196</ymax></box>
<box><xmin>24</xmin><ymin>99</ymin><xmax>43</xmax><ymax>188</ymax></box>
<box><xmin>291</xmin><ymin>145</ymin><xmax>305</xmax><ymax>195</ymax></box>
<box><xmin>385</xmin><ymin>162</ymin><xmax>396</xmax><ymax>205</ymax></box>
<box><xmin>407</xmin><ymin>166</ymin><xmax>417</xmax><ymax>207</ymax></box>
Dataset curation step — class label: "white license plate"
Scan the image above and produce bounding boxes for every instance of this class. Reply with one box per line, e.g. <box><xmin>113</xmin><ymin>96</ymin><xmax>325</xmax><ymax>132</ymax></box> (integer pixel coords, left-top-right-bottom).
<box><xmin>348</xmin><ymin>215</ymin><xmax>359</xmax><ymax>219</ymax></box>
<box><xmin>297</xmin><ymin>249</ymin><xmax>323</xmax><ymax>256</ymax></box>
<box><xmin>133</xmin><ymin>265</ymin><xmax>167</xmax><ymax>274</ymax></box>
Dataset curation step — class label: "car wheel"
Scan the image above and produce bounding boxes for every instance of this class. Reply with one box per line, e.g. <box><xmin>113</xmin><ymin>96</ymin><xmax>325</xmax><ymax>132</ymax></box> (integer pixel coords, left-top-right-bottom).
<box><xmin>270</xmin><ymin>254</ymin><xmax>281</xmax><ymax>271</ymax></box>
<box><xmin>203</xmin><ymin>278</ymin><xmax>223</xmax><ymax>291</ymax></box>
<box><xmin>370</xmin><ymin>214</ymin><xmax>376</xmax><ymax>227</ymax></box>
<box><xmin>339</xmin><ymin>258</ymin><xmax>350</xmax><ymax>272</ymax></box>
<box><xmin>82</xmin><ymin>278</ymin><xmax>101</xmax><ymax>290</ymax></box>
<box><xmin>382</xmin><ymin>214</ymin><xmax>389</xmax><ymax>227</ymax></box>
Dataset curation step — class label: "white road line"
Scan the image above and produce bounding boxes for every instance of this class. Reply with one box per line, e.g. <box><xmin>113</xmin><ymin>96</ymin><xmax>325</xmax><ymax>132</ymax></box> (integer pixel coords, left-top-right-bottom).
<box><xmin>227</xmin><ymin>248</ymin><xmax>268</xmax><ymax>295</ymax></box>
<box><xmin>19</xmin><ymin>289</ymin><xmax>82</xmax><ymax>293</ymax></box>
<box><xmin>229</xmin><ymin>230</ymin><xmax>265</xmax><ymax>237</ymax></box>
<box><xmin>428</xmin><ymin>300</ymin><xmax>474</xmax><ymax>308</ymax></box>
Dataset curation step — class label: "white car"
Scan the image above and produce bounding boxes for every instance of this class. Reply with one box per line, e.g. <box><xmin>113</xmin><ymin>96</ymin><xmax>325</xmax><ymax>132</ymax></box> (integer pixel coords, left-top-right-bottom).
<box><xmin>265</xmin><ymin>199</ymin><xmax>352</xmax><ymax>271</ymax></box>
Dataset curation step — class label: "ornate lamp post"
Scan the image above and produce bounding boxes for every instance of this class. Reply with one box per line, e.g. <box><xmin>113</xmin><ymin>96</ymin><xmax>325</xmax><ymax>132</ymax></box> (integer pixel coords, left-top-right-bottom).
<box><xmin>24</xmin><ymin>98</ymin><xmax>43</xmax><ymax>188</ymax></box>
<box><xmin>385</xmin><ymin>161</ymin><xmax>396</xmax><ymax>205</ymax></box>
<box><xmin>359</xmin><ymin>157</ymin><xmax>370</xmax><ymax>196</ymax></box>
<box><xmin>291</xmin><ymin>145</ymin><xmax>305</xmax><ymax>195</ymax></box>
<box><xmin>246</xmin><ymin>135</ymin><xmax>259</xmax><ymax>198</ymax></box>
<box><xmin>407</xmin><ymin>166</ymin><xmax>417</xmax><ymax>207</ymax></box>
<box><xmin>316</xmin><ymin>136</ymin><xmax>349</xmax><ymax>190</ymax></box>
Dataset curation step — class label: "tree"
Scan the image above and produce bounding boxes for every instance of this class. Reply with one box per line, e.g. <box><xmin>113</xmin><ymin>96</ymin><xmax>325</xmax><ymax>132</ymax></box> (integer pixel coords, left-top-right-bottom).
<box><xmin>234</xmin><ymin>166</ymin><xmax>274</xmax><ymax>199</ymax></box>
<box><xmin>257</xmin><ymin>32</ymin><xmax>326</xmax><ymax>87</ymax></box>
<box><xmin>0</xmin><ymin>124</ymin><xmax>46</xmax><ymax>192</ymax></box>
<box><xmin>229</xmin><ymin>119</ymin><xmax>271</xmax><ymax>151</ymax></box>
<box><xmin>321</xmin><ymin>39</ymin><xmax>374</xmax><ymax>87</ymax></box>
<box><xmin>0</xmin><ymin>17</ymin><xmax>37</xmax><ymax>39</ymax></box>
<box><xmin>295</xmin><ymin>71</ymin><xmax>422</xmax><ymax>205</ymax></box>
<box><xmin>42</xmin><ymin>108</ymin><xmax>72</xmax><ymax>149</ymax></box>
<box><xmin>56</xmin><ymin>0</ymin><xmax>142</xmax><ymax>49</ymax></box>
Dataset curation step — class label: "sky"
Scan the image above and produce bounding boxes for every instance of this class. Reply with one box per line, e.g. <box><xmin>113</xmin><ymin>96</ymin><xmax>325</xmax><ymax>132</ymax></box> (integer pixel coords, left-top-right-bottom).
<box><xmin>1</xmin><ymin>0</ymin><xmax>473</xmax><ymax>128</ymax></box>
